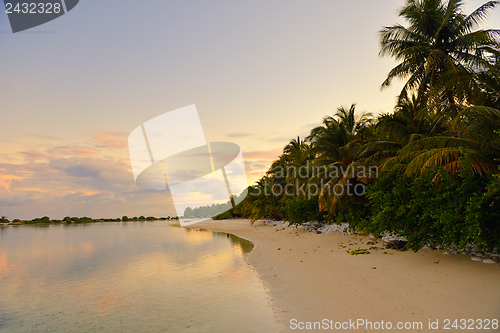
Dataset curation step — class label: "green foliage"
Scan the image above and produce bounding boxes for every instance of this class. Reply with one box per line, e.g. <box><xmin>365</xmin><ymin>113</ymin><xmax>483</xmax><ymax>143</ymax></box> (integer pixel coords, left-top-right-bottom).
<box><xmin>7</xmin><ymin>0</ymin><xmax>497</xmax><ymax>253</ymax></box>
<box><xmin>284</xmin><ymin>197</ymin><xmax>322</xmax><ymax>225</ymax></box>
<box><xmin>5</xmin><ymin>215</ymin><xmax>168</xmax><ymax>225</ymax></box>
<box><xmin>333</xmin><ymin>193</ymin><xmax>370</xmax><ymax>227</ymax></box>
<box><xmin>364</xmin><ymin>160</ymin><xmax>496</xmax><ymax>251</ymax></box>
<box><xmin>212</xmin><ymin>211</ymin><xmax>233</xmax><ymax>220</ymax></box>
<box><xmin>184</xmin><ymin>200</ymin><xmax>233</xmax><ymax>218</ymax></box>
<box><xmin>466</xmin><ymin>174</ymin><xmax>500</xmax><ymax>249</ymax></box>
<box><xmin>233</xmin><ymin>1</ymin><xmax>500</xmax><ymax>247</ymax></box>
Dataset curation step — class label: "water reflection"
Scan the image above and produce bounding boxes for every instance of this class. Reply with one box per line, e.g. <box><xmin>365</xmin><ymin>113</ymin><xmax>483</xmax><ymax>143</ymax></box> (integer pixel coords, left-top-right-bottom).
<box><xmin>0</xmin><ymin>222</ymin><xmax>276</xmax><ymax>332</ymax></box>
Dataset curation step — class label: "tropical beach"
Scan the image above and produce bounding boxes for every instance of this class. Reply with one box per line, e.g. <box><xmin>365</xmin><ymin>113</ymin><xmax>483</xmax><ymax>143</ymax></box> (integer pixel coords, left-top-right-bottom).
<box><xmin>189</xmin><ymin>219</ymin><xmax>500</xmax><ymax>332</ymax></box>
<box><xmin>2</xmin><ymin>0</ymin><xmax>500</xmax><ymax>332</ymax></box>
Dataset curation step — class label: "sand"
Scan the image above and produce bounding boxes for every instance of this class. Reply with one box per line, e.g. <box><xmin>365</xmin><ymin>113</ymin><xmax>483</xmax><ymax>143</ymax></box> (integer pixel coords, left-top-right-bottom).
<box><xmin>187</xmin><ymin>219</ymin><xmax>500</xmax><ymax>332</ymax></box>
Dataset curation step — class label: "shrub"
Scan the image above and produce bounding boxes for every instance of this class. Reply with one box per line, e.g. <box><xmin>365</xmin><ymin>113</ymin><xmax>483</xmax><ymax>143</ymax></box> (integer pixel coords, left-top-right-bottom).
<box><xmin>466</xmin><ymin>174</ymin><xmax>500</xmax><ymax>249</ymax></box>
<box><xmin>363</xmin><ymin>162</ymin><xmax>491</xmax><ymax>251</ymax></box>
<box><xmin>213</xmin><ymin>211</ymin><xmax>233</xmax><ymax>220</ymax></box>
<box><xmin>285</xmin><ymin>197</ymin><xmax>322</xmax><ymax>225</ymax></box>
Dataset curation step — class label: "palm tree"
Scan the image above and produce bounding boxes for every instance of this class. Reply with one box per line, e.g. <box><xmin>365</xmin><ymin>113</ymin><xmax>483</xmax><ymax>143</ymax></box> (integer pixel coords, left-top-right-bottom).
<box><xmin>399</xmin><ymin>105</ymin><xmax>500</xmax><ymax>178</ymax></box>
<box><xmin>306</xmin><ymin>105</ymin><xmax>374</xmax><ymax>211</ymax></box>
<box><xmin>307</xmin><ymin>104</ymin><xmax>372</xmax><ymax>165</ymax></box>
<box><xmin>267</xmin><ymin>136</ymin><xmax>314</xmax><ymax>188</ymax></box>
<box><xmin>471</xmin><ymin>55</ymin><xmax>500</xmax><ymax>108</ymax></box>
<box><xmin>380</xmin><ymin>0</ymin><xmax>500</xmax><ymax>107</ymax></box>
<box><xmin>360</xmin><ymin>93</ymin><xmax>447</xmax><ymax>170</ymax></box>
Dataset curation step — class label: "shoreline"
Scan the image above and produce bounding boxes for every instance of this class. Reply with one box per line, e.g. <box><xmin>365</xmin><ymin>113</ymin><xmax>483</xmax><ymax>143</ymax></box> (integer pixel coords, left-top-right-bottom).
<box><xmin>187</xmin><ymin>218</ymin><xmax>500</xmax><ymax>333</ymax></box>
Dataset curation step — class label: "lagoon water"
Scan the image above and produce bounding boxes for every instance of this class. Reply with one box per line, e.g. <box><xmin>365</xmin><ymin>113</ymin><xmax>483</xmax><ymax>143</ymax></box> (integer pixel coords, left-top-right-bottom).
<box><xmin>0</xmin><ymin>222</ymin><xmax>277</xmax><ymax>332</ymax></box>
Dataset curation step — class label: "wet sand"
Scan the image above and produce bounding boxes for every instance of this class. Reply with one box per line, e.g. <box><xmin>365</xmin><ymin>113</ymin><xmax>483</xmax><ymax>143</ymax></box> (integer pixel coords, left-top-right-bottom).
<box><xmin>187</xmin><ymin>219</ymin><xmax>500</xmax><ymax>332</ymax></box>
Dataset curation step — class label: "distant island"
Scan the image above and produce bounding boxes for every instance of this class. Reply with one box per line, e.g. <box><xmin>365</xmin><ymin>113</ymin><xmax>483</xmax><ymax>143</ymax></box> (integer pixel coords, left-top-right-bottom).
<box><xmin>0</xmin><ymin>215</ymin><xmax>178</xmax><ymax>225</ymax></box>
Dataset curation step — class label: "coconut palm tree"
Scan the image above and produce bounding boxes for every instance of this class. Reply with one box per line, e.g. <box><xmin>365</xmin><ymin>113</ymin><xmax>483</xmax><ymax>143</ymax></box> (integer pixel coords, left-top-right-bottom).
<box><xmin>380</xmin><ymin>0</ymin><xmax>500</xmax><ymax>107</ymax></box>
<box><xmin>305</xmin><ymin>105</ymin><xmax>374</xmax><ymax>211</ymax></box>
<box><xmin>399</xmin><ymin>105</ymin><xmax>500</xmax><ymax>178</ymax></box>
<box><xmin>307</xmin><ymin>104</ymin><xmax>372</xmax><ymax>165</ymax></box>
<box><xmin>360</xmin><ymin>93</ymin><xmax>447</xmax><ymax>170</ymax></box>
<box><xmin>471</xmin><ymin>55</ymin><xmax>500</xmax><ymax>108</ymax></box>
<box><xmin>267</xmin><ymin>136</ymin><xmax>314</xmax><ymax>188</ymax></box>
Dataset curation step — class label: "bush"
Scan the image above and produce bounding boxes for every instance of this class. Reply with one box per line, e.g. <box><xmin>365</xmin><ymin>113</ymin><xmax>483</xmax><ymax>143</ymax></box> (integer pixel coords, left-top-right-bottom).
<box><xmin>361</xmin><ymin>162</ymin><xmax>492</xmax><ymax>251</ymax></box>
<box><xmin>285</xmin><ymin>197</ymin><xmax>322</xmax><ymax>225</ymax></box>
<box><xmin>213</xmin><ymin>211</ymin><xmax>233</xmax><ymax>220</ymax></box>
<box><xmin>466</xmin><ymin>174</ymin><xmax>500</xmax><ymax>249</ymax></box>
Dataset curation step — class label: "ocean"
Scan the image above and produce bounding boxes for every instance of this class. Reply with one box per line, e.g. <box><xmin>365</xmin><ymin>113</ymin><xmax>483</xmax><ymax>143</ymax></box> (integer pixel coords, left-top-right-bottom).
<box><xmin>0</xmin><ymin>221</ymin><xmax>277</xmax><ymax>332</ymax></box>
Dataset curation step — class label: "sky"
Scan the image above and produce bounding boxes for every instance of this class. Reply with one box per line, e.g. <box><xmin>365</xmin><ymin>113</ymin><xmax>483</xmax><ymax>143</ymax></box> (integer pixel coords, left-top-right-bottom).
<box><xmin>1</xmin><ymin>0</ymin><xmax>499</xmax><ymax>220</ymax></box>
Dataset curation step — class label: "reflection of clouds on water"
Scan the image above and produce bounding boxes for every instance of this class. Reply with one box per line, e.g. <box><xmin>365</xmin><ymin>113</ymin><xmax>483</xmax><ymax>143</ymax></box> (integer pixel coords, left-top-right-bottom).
<box><xmin>179</xmin><ymin>228</ymin><xmax>213</xmax><ymax>245</ymax></box>
<box><xmin>71</xmin><ymin>281</ymin><xmax>89</xmax><ymax>298</ymax></box>
<box><xmin>0</xmin><ymin>250</ymin><xmax>13</xmax><ymax>279</ymax></box>
<box><xmin>82</xmin><ymin>242</ymin><xmax>96</xmax><ymax>253</ymax></box>
<box><xmin>218</xmin><ymin>266</ymin><xmax>248</xmax><ymax>285</ymax></box>
<box><xmin>93</xmin><ymin>294</ymin><xmax>124</xmax><ymax>317</ymax></box>
<box><xmin>0</xmin><ymin>223</ymin><xmax>276</xmax><ymax>332</ymax></box>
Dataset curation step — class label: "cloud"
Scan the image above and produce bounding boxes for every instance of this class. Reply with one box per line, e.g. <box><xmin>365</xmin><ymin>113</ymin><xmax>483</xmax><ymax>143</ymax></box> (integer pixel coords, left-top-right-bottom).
<box><xmin>21</xmin><ymin>150</ymin><xmax>59</xmax><ymax>161</ymax></box>
<box><xmin>0</xmin><ymin>174</ymin><xmax>21</xmax><ymax>193</ymax></box>
<box><xmin>64</xmin><ymin>164</ymin><xmax>102</xmax><ymax>178</ymax></box>
<box><xmin>27</xmin><ymin>133</ymin><xmax>62</xmax><ymax>141</ymax></box>
<box><xmin>243</xmin><ymin>148</ymin><xmax>282</xmax><ymax>161</ymax></box>
<box><xmin>0</xmin><ymin>157</ymin><xmax>177</xmax><ymax>219</ymax></box>
<box><xmin>1</xmin><ymin>129</ymin><xmax>278</xmax><ymax>219</ymax></box>
<box><xmin>0</xmin><ymin>193</ymin><xmax>36</xmax><ymax>207</ymax></box>
<box><xmin>50</xmin><ymin>146</ymin><xmax>97</xmax><ymax>157</ymax></box>
<box><xmin>95</xmin><ymin>132</ymin><xmax>128</xmax><ymax>150</ymax></box>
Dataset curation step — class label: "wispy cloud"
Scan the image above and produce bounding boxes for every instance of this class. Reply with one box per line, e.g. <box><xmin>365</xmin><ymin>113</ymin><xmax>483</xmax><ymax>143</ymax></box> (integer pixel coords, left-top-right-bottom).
<box><xmin>50</xmin><ymin>146</ymin><xmax>97</xmax><ymax>157</ymax></box>
<box><xmin>95</xmin><ymin>131</ymin><xmax>128</xmax><ymax>149</ymax></box>
<box><xmin>0</xmin><ymin>130</ymin><xmax>177</xmax><ymax>219</ymax></box>
<box><xmin>243</xmin><ymin>148</ymin><xmax>282</xmax><ymax>161</ymax></box>
<box><xmin>0</xmin><ymin>174</ymin><xmax>21</xmax><ymax>193</ymax></box>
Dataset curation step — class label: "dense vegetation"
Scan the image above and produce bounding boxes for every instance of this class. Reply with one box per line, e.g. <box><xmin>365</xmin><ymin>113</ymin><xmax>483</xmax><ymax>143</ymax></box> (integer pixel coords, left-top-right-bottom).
<box><xmin>184</xmin><ymin>201</ymin><xmax>233</xmax><ymax>219</ymax></box>
<box><xmin>213</xmin><ymin>0</ymin><xmax>500</xmax><ymax>251</ymax></box>
<box><xmin>0</xmin><ymin>215</ymin><xmax>177</xmax><ymax>225</ymax></box>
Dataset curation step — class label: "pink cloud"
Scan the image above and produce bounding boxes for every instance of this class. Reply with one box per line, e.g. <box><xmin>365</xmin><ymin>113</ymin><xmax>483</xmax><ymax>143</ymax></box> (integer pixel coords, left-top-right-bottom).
<box><xmin>52</xmin><ymin>146</ymin><xmax>97</xmax><ymax>157</ymax></box>
<box><xmin>0</xmin><ymin>174</ymin><xmax>21</xmax><ymax>193</ymax></box>
<box><xmin>95</xmin><ymin>132</ymin><xmax>127</xmax><ymax>150</ymax></box>
<box><xmin>21</xmin><ymin>151</ymin><xmax>59</xmax><ymax>160</ymax></box>
<box><xmin>243</xmin><ymin>148</ymin><xmax>282</xmax><ymax>161</ymax></box>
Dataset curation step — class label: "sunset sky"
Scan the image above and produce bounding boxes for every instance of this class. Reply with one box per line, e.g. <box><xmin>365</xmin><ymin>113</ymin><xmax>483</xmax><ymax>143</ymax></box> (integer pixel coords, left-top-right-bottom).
<box><xmin>1</xmin><ymin>0</ymin><xmax>499</xmax><ymax>219</ymax></box>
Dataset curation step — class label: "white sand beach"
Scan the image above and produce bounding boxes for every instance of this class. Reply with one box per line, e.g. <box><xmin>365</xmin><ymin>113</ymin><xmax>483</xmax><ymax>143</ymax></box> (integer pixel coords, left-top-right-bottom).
<box><xmin>188</xmin><ymin>219</ymin><xmax>500</xmax><ymax>332</ymax></box>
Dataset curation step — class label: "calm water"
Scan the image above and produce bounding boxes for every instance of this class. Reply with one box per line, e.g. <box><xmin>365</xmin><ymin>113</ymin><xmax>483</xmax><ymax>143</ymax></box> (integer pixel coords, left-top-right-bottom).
<box><xmin>0</xmin><ymin>222</ymin><xmax>277</xmax><ymax>332</ymax></box>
